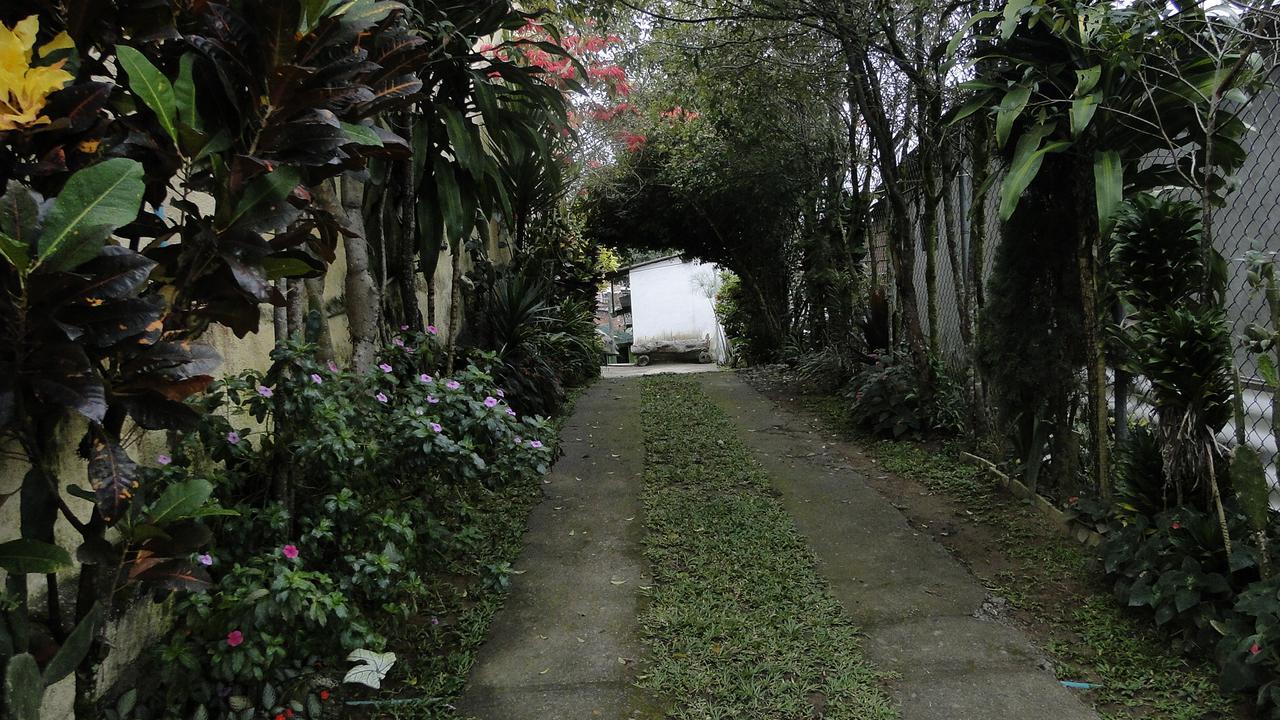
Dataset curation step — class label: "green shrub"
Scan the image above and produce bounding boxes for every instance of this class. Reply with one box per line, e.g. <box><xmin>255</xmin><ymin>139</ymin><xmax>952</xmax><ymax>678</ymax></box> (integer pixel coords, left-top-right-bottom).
<box><xmin>1099</xmin><ymin>495</ymin><xmax>1280</xmax><ymax>716</ymax></box>
<box><xmin>845</xmin><ymin>351</ymin><xmax>964</xmax><ymax>439</ymax></box>
<box><xmin>133</xmin><ymin>333</ymin><xmax>554</xmax><ymax>718</ymax></box>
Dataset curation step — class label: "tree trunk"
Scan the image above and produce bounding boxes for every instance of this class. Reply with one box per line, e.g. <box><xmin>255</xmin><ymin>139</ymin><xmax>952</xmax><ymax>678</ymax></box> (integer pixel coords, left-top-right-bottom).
<box><xmin>273</xmin><ymin>279</ymin><xmax>288</xmax><ymax>347</ymax></box>
<box><xmin>285</xmin><ymin>278</ymin><xmax>304</xmax><ymax>339</ymax></box>
<box><xmin>339</xmin><ymin>176</ymin><xmax>380</xmax><ymax>372</ymax></box>
<box><xmin>445</xmin><ymin>240</ymin><xmax>465</xmax><ymax>374</ymax></box>
<box><xmin>305</xmin><ymin>277</ymin><xmax>335</xmax><ymax>362</ymax></box>
<box><xmin>843</xmin><ymin>41</ymin><xmax>928</xmax><ymax>366</ymax></box>
<box><xmin>1076</xmin><ymin>153</ymin><xmax>1111</xmax><ymax>499</ymax></box>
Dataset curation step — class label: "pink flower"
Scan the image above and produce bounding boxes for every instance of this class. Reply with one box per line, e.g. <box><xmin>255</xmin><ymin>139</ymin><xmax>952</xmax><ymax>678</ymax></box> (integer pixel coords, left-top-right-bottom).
<box><xmin>496</xmin><ymin>389</ymin><xmax>505</xmax><ymax>398</ymax></box>
<box><xmin>282</xmin><ymin>544</ymin><xmax>299</xmax><ymax>559</ymax></box>
<box><xmin>376</xmin><ymin>392</ymin><xmax>389</xmax><ymax>403</ymax></box>
<box><xmin>426</xmin><ymin>325</ymin><xmax>438</xmax><ymax>335</ymax></box>
<box><xmin>1171</xmin><ymin>521</ymin><xmax>1182</xmax><ymax>530</ymax></box>
<box><xmin>506</xmin><ymin>408</ymin><xmax>517</xmax><ymax>417</ymax></box>
<box><xmin>393</xmin><ymin>338</ymin><xmax>405</xmax><ymax>347</ymax></box>
<box><xmin>197</xmin><ymin>553</ymin><xmax>213</xmax><ymax>566</ymax></box>
<box><xmin>431</xmin><ymin>616</ymin><xmax>439</xmax><ymax>626</ymax></box>
<box><xmin>419</xmin><ymin>373</ymin><xmax>433</xmax><ymax>383</ymax></box>
<box><xmin>1252</xmin><ymin>643</ymin><xmax>1263</xmax><ymax>656</ymax></box>
<box><xmin>514</xmin><ymin>437</ymin><xmax>523</xmax><ymax>445</ymax></box>
<box><xmin>400</xmin><ymin>324</ymin><xmax>409</xmax><ymax>331</ymax></box>
<box><xmin>157</xmin><ymin>453</ymin><xmax>172</xmax><ymax>466</ymax></box>
<box><xmin>226</xmin><ymin>431</ymin><xmax>240</xmax><ymax>445</ymax></box>
<box><xmin>445</xmin><ymin>380</ymin><xmax>461</xmax><ymax>390</ymax></box>
<box><xmin>256</xmin><ymin>385</ymin><xmax>273</xmax><ymax>398</ymax></box>
<box><xmin>310</xmin><ymin>373</ymin><xmax>323</xmax><ymax>384</ymax></box>
<box><xmin>379</xmin><ymin>363</ymin><xmax>393</xmax><ymax>373</ymax></box>
<box><xmin>327</xmin><ymin>360</ymin><xmax>339</xmax><ymax>373</ymax></box>
<box><xmin>226</xmin><ymin>630</ymin><xmax>244</xmax><ymax>647</ymax></box>
<box><xmin>484</xmin><ymin>396</ymin><xmax>499</xmax><ymax>408</ymax></box>
<box><xmin>430</xmin><ymin>422</ymin><xmax>442</xmax><ymax>433</ymax></box>
<box><xmin>529</xmin><ymin>440</ymin><xmax>543</xmax><ymax>449</ymax></box>
<box><xmin>427</xmin><ymin>394</ymin><xmax>439</xmax><ymax>404</ymax></box>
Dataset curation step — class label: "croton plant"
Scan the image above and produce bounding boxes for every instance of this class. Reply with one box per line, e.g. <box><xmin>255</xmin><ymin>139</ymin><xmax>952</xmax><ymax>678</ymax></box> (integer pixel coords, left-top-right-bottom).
<box><xmin>0</xmin><ymin>0</ymin><xmax>425</xmax><ymax>711</ymax></box>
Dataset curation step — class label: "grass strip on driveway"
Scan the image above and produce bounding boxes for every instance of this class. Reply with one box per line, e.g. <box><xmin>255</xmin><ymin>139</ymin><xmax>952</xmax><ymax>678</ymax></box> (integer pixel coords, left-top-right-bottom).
<box><xmin>637</xmin><ymin>376</ymin><xmax>897</xmax><ymax>719</ymax></box>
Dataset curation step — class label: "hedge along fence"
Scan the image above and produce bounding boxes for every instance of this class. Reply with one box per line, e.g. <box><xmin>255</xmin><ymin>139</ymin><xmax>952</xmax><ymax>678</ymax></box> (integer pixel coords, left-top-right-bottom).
<box><xmin>872</xmin><ymin>88</ymin><xmax>1279</xmax><ymax>499</ymax></box>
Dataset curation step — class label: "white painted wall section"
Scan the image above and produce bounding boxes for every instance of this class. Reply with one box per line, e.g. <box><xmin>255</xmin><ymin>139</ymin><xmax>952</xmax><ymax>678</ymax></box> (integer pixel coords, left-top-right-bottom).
<box><xmin>629</xmin><ymin>257</ymin><xmax>728</xmax><ymax>362</ymax></box>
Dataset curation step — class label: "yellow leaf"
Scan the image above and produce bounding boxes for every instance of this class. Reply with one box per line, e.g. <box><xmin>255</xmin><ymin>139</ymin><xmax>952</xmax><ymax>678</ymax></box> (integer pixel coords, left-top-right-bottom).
<box><xmin>38</xmin><ymin>32</ymin><xmax>74</xmax><ymax>58</ymax></box>
<box><xmin>0</xmin><ymin>16</ymin><xmax>73</xmax><ymax>131</ymax></box>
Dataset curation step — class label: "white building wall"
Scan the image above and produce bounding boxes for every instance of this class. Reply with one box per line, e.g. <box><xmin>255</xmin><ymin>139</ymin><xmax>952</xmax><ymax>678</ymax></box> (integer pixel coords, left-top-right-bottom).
<box><xmin>629</xmin><ymin>257</ymin><xmax>728</xmax><ymax>362</ymax></box>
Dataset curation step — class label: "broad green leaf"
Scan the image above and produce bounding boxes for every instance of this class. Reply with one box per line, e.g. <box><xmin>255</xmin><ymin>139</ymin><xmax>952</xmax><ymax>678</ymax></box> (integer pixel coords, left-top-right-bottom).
<box><xmin>300</xmin><ymin>0</ymin><xmax>346</xmax><ymax>34</ymax></box>
<box><xmin>443</xmin><ymin>107</ymin><xmax>483</xmax><ymax>177</ymax></box>
<box><xmin>995</xmin><ymin>85</ymin><xmax>1031</xmax><ymax>147</ymax></box>
<box><xmin>1070</xmin><ymin>94</ymin><xmax>1099</xmax><ymax>137</ymax></box>
<box><xmin>0</xmin><ymin>230</ymin><xmax>30</xmax><ymax>275</ymax></box>
<box><xmin>1258</xmin><ymin>354</ymin><xmax>1278</xmax><ymax>388</ymax></box>
<box><xmin>945</xmin><ymin>95</ymin><xmax>991</xmax><ymax>126</ymax></box>
<box><xmin>1074</xmin><ymin>66</ymin><xmax>1102</xmax><ymax>97</ymax></box>
<box><xmin>174</xmin><ymin>52</ymin><xmax>200</xmax><ymax>132</ymax></box>
<box><xmin>262</xmin><ymin>254</ymin><xmax>323</xmax><ymax>280</ymax></box>
<box><xmin>434</xmin><ymin>158</ymin><xmax>467</xmax><ymax>246</ymax></box>
<box><xmin>1000</xmin><ymin>127</ymin><xmax>1069</xmax><ymax>221</ymax></box>
<box><xmin>946</xmin><ymin>10</ymin><xmax>1000</xmax><ymax>57</ymax></box>
<box><xmin>42</xmin><ymin>602</ymin><xmax>103</xmax><ymax>685</ymax></box>
<box><xmin>1001</xmin><ymin>0</ymin><xmax>1033</xmax><ymax>39</ymax></box>
<box><xmin>116</xmin><ymin>45</ymin><xmax>178</xmax><ymax>144</ymax></box>
<box><xmin>35</xmin><ymin>158</ymin><xmax>145</xmax><ymax>272</ymax></box>
<box><xmin>332</xmin><ymin>0</ymin><xmax>404</xmax><ymax>33</ymax></box>
<box><xmin>224</xmin><ymin>168</ymin><xmax>301</xmax><ymax>230</ymax></box>
<box><xmin>0</xmin><ymin>539</ymin><xmax>72</xmax><ymax>574</ymax></box>
<box><xmin>193</xmin><ymin>130</ymin><xmax>233</xmax><ymax>162</ymax></box>
<box><xmin>957</xmin><ymin>79</ymin><xmax>1006</xmax><ymax>92</ymax></box>
<box><xmin>148</xmin><ymin>478</ymin><xmax>213</xmax><ymax>525</ymax></box>
<box><xmin>340</xmin><ymin>121</ymin><xmax>383</xmax><ymax>147</ymax></box>
<box><xmin>1093</xmin><ymin>150</ymin><xmax>1123</xmax><ymax>237</ymax></box>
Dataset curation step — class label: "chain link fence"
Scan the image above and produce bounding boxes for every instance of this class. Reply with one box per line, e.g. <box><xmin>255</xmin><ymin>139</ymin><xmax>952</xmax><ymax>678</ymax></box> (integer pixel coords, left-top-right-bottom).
<box><xmin>871</xmin><ymin>100</ymin><xmax>1278</xmax><ymax>489</ymax></box>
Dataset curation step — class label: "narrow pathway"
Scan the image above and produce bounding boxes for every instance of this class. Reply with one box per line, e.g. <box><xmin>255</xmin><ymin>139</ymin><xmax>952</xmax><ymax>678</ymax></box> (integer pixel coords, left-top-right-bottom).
<box><xmin>460</xmin><ymin>370</ymin><xmax>1098</xmax><ymax>719</ymax></box>
<box><xmin>455</xmin><ymin>378</ymin><xmax>663</xmax><ymax>719</ymax></box>
<box><xmin>695</xmin><ymin>372</ymin><xmax>1097</xmax><ymax>720</ymax></box>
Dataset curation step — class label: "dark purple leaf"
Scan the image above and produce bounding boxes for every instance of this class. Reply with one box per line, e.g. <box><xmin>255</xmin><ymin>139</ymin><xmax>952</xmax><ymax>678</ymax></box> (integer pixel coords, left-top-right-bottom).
<box><xmin>86</xmin><ymin>425</ymin><xmax>138</xmax><ymax>524</ymax></box>
<box><xmin>72</xmin><ymin>246</ymin><xmax>157</xmax><ymax>302</ymax></box>
<box><xmin>29</xmin><ymin>344</ymin><xmax>105</xmax><ymax>423</ymax></box>
<box><xmin>0</xmin><ymin>180</ymin><xmax>43</xmax><ymax>249</ymax></box>
<box><xmin>133</xmin><ymin>558</ymin><xmax>211</xmax><ymax>591</ymax></box>
<box><xmin>40</xmin><ymin>83</ymin><xmax>114</xmax><ymax>134</ymax></box>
